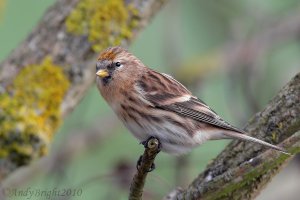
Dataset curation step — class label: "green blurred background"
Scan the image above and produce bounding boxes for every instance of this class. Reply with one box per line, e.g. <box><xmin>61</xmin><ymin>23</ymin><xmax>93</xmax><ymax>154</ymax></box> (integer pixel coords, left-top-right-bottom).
<box><xmin>1</xmin><ymin>0</ymin><xmax>299</xmax><ymax>199</ymax></box>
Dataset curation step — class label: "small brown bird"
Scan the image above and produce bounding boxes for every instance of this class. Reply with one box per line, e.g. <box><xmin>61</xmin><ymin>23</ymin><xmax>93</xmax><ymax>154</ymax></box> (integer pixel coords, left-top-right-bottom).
<box><xmin>96</xmin><ymin>46</ymin><xmax>288</xmax><ymax>155</ymax></box>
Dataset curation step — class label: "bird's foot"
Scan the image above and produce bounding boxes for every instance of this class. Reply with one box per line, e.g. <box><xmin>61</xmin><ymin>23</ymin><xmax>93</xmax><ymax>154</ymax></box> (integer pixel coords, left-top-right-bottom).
<box><xmin>136</xmin><ymin>136</ymin><xmax>161</xmax><ymax>172</ymax></box>
<box><xmin>136</xmin><ymin>155</ymin><xmax>156</xmax><ymax>172</ymax></box>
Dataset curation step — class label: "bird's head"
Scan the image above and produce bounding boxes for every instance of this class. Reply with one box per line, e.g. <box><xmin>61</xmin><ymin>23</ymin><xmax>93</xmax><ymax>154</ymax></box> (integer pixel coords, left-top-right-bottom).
<box><xmin>96</xmin><ymin>46</ymin><xmax>143</xmax><ymax>86</ymax></box>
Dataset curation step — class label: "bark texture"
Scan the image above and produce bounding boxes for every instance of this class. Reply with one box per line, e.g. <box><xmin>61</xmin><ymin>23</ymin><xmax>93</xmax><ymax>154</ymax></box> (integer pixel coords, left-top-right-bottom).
<box><xmin>0</xmin><ymin>0</ymin><xmax>169</xmax><ymax>180</ymax></box>
<box><xmin>165</xmin><ymin>72</ymin><xmax>300</xmax><ymax>200</ymax></box>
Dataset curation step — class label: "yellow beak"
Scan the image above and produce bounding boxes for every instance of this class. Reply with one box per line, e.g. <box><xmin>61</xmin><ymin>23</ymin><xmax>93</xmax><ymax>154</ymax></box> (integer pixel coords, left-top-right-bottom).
<box><xmin>96</xmin><ymin>69</ymin><xmax>109</xmax><ymax>78</ymax></box>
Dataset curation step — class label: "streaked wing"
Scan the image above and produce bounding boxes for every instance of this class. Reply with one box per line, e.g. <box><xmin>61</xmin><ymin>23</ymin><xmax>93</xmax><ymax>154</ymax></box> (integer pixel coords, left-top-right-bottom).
<box><xmin>160</xmin><ymin>98</ymin><xmax>245</xmax><ymax>133</ymax></box>
<box><xmin>138</xmin><ymin>69</ymin><xmax>244</xmax><ymax>133</ymax></box>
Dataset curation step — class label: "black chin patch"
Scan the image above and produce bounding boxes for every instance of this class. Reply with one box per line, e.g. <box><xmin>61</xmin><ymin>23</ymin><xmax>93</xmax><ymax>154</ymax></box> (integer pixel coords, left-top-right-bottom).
<box><xmin>102</xmin><ymin>76</ymin><xmax>112</xmax><ymax>85</ymax></box>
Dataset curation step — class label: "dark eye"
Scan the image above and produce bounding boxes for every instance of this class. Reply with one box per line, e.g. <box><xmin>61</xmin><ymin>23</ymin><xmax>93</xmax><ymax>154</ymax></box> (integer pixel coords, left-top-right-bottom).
<box><xmin>115</xmin><ymin>62</ymin><xmax>121</xmax><ymax>67</ymax></box>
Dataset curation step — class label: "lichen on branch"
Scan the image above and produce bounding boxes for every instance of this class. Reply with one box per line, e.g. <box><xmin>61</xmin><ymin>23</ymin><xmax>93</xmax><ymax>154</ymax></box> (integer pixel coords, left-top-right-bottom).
<box><xmin>0</xmin><ymin>57</ymin><xmax>69</xmax><ymax>168</ymax></box>
<box><xmin>66</xmin><ymin>0</ymin><xmax>140</xmax><ymax>52</ymax></box>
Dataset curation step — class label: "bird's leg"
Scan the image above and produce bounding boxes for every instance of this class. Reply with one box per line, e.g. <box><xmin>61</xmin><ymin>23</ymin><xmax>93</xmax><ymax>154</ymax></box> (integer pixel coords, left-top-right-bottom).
<box><xmin>136</xmin><ymin>136</ymin><xmax>161</xmax><ymax>172</ymax></box>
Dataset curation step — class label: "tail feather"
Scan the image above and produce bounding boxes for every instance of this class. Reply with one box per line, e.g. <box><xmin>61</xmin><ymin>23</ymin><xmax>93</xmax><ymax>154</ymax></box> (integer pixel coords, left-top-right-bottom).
<box><xmin>223</xmin><ymin>131</ymin><xmax>290</xmax><ymax>155</ymax></box>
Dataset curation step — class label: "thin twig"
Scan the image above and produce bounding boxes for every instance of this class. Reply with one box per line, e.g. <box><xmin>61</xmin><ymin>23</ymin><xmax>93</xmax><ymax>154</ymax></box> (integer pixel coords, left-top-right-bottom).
<box><xmin>129</xmin><ymin>138</ymin><xmax>161</xmax><ymax>200</ymax></box>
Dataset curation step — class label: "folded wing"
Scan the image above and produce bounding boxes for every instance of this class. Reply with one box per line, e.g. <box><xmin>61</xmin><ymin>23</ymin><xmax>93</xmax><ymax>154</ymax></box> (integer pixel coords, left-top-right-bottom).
<box><xmin>138</xmin><ymin>70</ymin><xmax>244</xmax><ymax>133</ymax></box>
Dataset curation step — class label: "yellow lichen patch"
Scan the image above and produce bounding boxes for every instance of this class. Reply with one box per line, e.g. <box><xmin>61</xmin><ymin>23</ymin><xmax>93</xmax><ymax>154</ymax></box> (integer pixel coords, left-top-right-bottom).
<box><xmin>0</xmin><ymin>57</ymin><xmax>69</xmax><ymax>165</ymax></box>
<box><xmin>66</xmin><ymin>0</ymin><xmax>140</xmax><ymax>52</ymax></box>
<box><xmin>271</xmin><ymin>132</ymin><xmax>278</xmax><ymax>143</ymax></box>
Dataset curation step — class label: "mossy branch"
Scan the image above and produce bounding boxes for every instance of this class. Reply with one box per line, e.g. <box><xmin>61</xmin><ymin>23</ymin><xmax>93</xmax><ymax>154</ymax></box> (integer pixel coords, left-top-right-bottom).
<box><xmin>129</xmin><ymin>138</ymin><xmax>161</xmax><ymax>200</ymax></box>
<box><xmin>0</xmin><ymin>0</ymin><xmax>169</xmax><ymax>180</ymax></box>
<box><xmin>165</xmin><ymin>72</ymin><xmax>300</xmax><ymax>200</ymax></box>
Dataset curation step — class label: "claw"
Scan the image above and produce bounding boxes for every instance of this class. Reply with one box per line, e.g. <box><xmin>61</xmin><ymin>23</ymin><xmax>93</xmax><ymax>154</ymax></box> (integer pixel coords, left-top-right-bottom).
<box><xmin>136</xmin><ymin>155</ymin><xmax>156</xmax><ymax>172</ymax></box>
<box><xmin>147</xmin><ymin>163</ymin><xmax>156</xmax><ymax>172</ymax></box>
<box><xmin>136</xmin><ymin>155</ymin><xmax>143</xmax><ymax>170</ymax></box>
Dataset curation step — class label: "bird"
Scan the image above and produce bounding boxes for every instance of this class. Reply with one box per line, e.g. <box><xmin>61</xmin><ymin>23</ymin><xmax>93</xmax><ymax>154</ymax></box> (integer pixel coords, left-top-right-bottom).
<box><xmin>95</xmin><ymin>46</ymin><xmax>288</xmax><ymax>155</ymax></box>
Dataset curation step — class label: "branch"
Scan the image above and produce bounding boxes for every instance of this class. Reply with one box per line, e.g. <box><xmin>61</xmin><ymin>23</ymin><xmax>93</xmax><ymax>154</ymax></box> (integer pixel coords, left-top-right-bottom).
<box><xmin>165</xmin><ymin>72</ymin><xmax>300</xmax><ymax>199</ymax></box>
<box><xmin>129</xmin><ymin>138</ymin><xmax>161</xmax><ymax>200</ymax></box>
<box><xmin>0</xmin><ymin>0</ymin><xmax>169</xmax><ymax>179</ymax></box>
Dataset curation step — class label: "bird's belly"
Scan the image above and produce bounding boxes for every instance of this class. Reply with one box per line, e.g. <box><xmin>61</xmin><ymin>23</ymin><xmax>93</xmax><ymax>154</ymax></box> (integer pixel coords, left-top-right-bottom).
<box><xmin>122</xmin><ymin>119</ymin><xmax>200</xmax><ymax>155</ymax></box>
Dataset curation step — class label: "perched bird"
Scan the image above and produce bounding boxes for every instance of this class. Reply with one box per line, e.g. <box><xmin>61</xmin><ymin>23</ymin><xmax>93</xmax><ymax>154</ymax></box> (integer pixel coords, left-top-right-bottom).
<box><xmin>96</xmin><ymin>46</ymin><xmax>288</xmax><ymax>155</ymax></box>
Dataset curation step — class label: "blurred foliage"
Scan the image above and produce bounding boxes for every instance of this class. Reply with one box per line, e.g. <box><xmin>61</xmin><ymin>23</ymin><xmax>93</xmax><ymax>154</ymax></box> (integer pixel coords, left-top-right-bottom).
<box><xmin>0</xmin><ymin>0</ymin><xmax>6</xmax><ymax>21</ymax></box>
<box><xmin>0</xmin><ymin>0</ymin><xmax>299</xmax><ymax>200</ymax></box>
<box><xmin>173</xmin><ymin>51</ymin><xmax>221</xmax><ymax>86</ymax></box>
